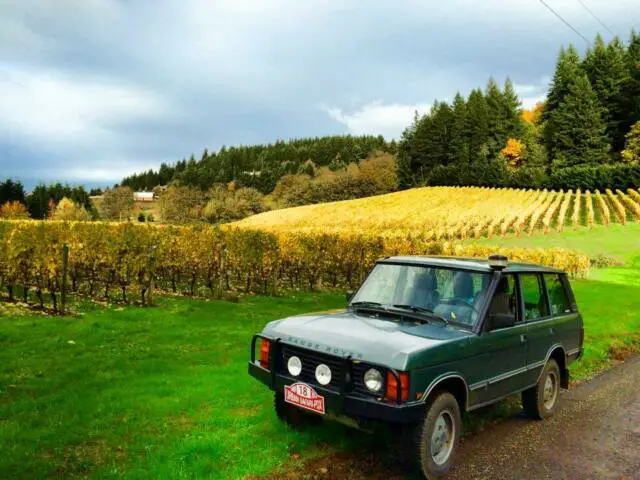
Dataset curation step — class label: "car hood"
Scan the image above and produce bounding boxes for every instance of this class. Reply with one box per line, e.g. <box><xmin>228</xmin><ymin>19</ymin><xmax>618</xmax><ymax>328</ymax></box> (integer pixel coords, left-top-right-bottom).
<box><xmin>262</xmin><ymin>310</ymin><xmax>472</xmax><ymax>370</ymax></box>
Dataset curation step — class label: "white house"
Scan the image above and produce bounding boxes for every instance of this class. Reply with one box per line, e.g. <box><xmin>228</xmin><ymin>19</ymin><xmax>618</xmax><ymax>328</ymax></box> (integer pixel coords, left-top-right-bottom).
<box><xmin>133</xmin><ymin>191</ymin><xmax>155</xmax><ymax>202</ymax></box>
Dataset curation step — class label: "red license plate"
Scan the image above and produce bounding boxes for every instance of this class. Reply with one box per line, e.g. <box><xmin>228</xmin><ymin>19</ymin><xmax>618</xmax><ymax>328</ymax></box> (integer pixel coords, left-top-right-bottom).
<box><xmin>284</xmin><ymin>382</ymin><xmax>326</xmax><ymax>415</ymax></box>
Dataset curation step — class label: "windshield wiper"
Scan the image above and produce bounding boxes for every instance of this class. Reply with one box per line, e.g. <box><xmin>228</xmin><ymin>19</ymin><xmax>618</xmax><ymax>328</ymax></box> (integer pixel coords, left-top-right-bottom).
<box><xmin>350</xmin><ymin>301</ymin><xmax>384</xmax><ymax>308</ymax></box>
<box><xmin>392</xmin><ymin>304</ymin><xmax>449</xmax><ymax>325</ymax></box>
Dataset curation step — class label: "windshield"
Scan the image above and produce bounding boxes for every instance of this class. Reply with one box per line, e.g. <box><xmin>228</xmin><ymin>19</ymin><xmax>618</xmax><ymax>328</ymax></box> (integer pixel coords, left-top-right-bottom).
<box><xmin>350</xmin><ymin>263</ymin><xmax>492</xmax><ymax>328</ymax></box>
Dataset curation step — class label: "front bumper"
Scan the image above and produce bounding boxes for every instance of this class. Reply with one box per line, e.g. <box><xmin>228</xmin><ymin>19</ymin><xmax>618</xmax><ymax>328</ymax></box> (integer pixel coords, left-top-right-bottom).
<box><xmin>248</xmin><ymin>361</ymin><xmax>425</xmax><ymax>424</ymax></box>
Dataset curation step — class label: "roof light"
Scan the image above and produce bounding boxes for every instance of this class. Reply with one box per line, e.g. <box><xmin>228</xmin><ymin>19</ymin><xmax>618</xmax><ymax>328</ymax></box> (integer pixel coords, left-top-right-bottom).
<box><xmin>488</xmin><ymin>254</ymin><xmax>508</xmax><ymax>270</ymax></box>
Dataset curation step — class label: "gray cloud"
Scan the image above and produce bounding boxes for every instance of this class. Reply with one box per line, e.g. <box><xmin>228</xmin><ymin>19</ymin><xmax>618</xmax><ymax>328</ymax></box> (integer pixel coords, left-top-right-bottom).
<box><xmin>1</xmin><ymin>0</ymin><xmax>639</xmax><ymax>188</ymax></box>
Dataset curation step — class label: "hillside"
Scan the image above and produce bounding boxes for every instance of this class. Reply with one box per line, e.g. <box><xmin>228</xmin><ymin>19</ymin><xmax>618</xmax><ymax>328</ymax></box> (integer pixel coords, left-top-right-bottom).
<box><xmin>234</xmin><ymin>186</ymin><xmax>640</xmax><ymax>239</ymax></box>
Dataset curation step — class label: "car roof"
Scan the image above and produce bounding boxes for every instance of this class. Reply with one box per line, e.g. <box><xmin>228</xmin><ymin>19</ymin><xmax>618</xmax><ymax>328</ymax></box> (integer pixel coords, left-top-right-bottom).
<box><xmin>377</xmin><ymin>255</ymin><xmax>565</xmax><ymax>274</ymax></box>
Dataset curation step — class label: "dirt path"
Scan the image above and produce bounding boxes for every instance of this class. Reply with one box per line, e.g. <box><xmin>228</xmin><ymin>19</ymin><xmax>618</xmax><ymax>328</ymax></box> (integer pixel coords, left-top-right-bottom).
<box><xmin>263</xmin><ymin>357</ymin><xmax>640</xmax><ymax>479</ymax></box>
<box><xmin>447</xmin><ymin>355</ymin><xmax>640</xmax><ymax>479</ymax></box>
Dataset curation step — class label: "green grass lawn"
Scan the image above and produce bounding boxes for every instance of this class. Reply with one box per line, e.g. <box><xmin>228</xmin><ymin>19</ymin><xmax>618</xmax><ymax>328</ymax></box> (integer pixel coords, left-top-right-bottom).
<box><xmin>2</xmin><ymin>277</ymin><xmax>639</xmax><ymax>479</ymax></box>
<box><xmin>2</xmin><ymin>225</ymin><xmax>639</xmax><ymax>479</ymax></box>
<box><xmin>472</xmin><ymin>223</ymin><xmax>640</xmax><ymax>264</ymax></box>
<box><xmin>0</xmin><ymin>294</ymin><xmax>359</xmax><ymax>479</ymax></box>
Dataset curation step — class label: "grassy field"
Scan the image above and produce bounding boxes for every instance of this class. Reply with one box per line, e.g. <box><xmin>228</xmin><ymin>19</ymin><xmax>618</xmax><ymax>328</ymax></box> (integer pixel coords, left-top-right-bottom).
<box><xmin>2</xmin><ymin>261</ymin><xmax>639</xmax><ymax>479</ymax></box>
<box><xmin>2</xmin><ymin>217</ymin><xmax>639</xmax><ymax>479</ymax></box>
<box><xmin>0</xmin><ymin>293</ymin><xmax>357</xmax><ymax>479</ymax></box>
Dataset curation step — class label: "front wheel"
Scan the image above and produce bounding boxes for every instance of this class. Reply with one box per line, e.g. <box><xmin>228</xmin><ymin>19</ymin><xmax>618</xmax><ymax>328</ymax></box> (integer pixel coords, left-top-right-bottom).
<box><xmin>522</xmin><ymin>358</ymin><xmax>560</xmax><ymax>419</ymax></box>
<box><xmin>411</xmin><ymin>392</ymin><xmax>462</xmax><ymax>479</ymax></box>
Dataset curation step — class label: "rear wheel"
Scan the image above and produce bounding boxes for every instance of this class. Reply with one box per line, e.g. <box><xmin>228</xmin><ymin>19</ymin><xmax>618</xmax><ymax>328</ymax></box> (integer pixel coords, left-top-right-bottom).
<box><xmin>274</xmin><ymin>391</ymin><xmax>322</xmax><ymax>429</ymax></box>
<box><xmin>522</xmin><ymin>358</ymin><xmax>560</xmax><ymax>419</ymax></box>
<box><xmin>410</xmin><ymin>392</ymin><xmax>462</xmax><ymax>479</ymax></box>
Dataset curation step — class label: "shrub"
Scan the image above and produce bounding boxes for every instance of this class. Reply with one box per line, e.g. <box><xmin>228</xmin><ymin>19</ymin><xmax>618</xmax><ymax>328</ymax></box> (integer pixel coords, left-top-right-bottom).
<box><xmin>547</xmin><ymin>163</ymin><xmax>640</xmax><ymax>191</ymax></box>
<box><xmin>100</xmin><ymin>186</ymin><xmax>135</xmax><ymax>220</ymax></box>
<box><xmin>158</xmin><ymin>186</ymin><xmax>203</xmax><ymax>223</ymax></box>
<box><xmin>427</xmin><ymin>160</ymin><xmax>510</xmax><ymax>188</ymax></box>
<box><xmin>509</xmin><ymin>167</ymin><xmax>547</xmax><ymax>189</ymax></box>
<box><xmin>52</xmin><ymin>198</ymin><xmax>90</xmax><ymax>221</ymax></box>
<box><xmin>0</xmin><ymin>201</ymin><xmax>30</xmax><ymax>219</ymax></box>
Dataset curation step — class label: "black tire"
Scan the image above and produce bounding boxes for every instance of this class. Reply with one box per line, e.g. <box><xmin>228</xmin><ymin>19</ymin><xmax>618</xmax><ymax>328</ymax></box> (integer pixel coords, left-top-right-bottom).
<box><xmin>522</xmin><ymin>358</ymin><xmax>561</xmax><ymax>420</ymax></box>
<box><xmin>274</xmin><ymin>391</ymin><xmax>322</xmax><ymax>430</ymax></box>
<box><xmin>410</xmin><ymin>392</ymin><xmax>462</xmax><ymax>479</ymax></box>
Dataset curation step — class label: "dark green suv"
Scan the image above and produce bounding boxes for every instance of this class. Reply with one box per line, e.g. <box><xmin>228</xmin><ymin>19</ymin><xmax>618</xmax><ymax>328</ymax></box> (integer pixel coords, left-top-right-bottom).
<box><xmin>249</xmin><ymin>255</ymin><xmax>583</xmax><ymax>479</ymax></box>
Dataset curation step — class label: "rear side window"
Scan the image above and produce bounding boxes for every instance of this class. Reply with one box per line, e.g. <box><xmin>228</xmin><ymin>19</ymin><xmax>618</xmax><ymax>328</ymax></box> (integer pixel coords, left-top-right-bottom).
<box><xmin>520</xmin><ymin>274</ymin><xmax>550</xmax><ymax>321</ymax></box>
<box><xmin>544</xmin><ymin>274</ymin><xmax>572</xmax><ymax>316</ymax></box>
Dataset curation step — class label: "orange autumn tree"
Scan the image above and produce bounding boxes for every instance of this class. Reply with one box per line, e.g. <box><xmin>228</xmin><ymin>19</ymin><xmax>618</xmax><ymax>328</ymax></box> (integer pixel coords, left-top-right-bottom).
<box><xmin>522</xmin><ymin>102</ymin><xmax>544</xmax><ymax>124</ymax></box>
<box><xmin>501</xmin><ymin>138</ymin><xmax>526</xmax><ymax>168</ymax></box>
<box><xmin>0</xmin><ymin>201</ymin><xmax>30</xmax><ymax>219</ymax></box>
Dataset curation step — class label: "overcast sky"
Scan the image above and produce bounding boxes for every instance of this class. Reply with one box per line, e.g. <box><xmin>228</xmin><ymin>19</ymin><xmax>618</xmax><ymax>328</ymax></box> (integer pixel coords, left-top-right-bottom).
<box><xmin>1</xmin><ymin>0</ymin><xmax>639</xmax><ymax>189</ymax></box>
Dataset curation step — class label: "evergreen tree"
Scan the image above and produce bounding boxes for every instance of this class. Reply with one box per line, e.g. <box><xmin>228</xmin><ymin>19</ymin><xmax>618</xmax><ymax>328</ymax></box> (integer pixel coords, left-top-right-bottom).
<box><xmin>549</xmin><ymin>73</ymin><xmax>610</xmax><ymax>168</ymax></box>
<box><xmin>485</xmin><ymin>78</ymin><xmax>507</xmax><ymax>157</ymax></box>
<box><xmin>0</xmin><ymin>179</ymin><xmax>26</xmax><ymax>205</ymax></box>
<box><xmin>466</xmin><ymin>89</ymin><xmax>490</xmax><ymax>164</ymax></box>
<box><xmin>447</xmin><ymin>93</ymin><xmax>468</xmax><ymax>165</ymax></box>
<box><xmin>542</xmin><ymin>45</ymin><xmax>583</xmax><ymax>160</ymax></box>
<box><xmin>583</xmin><ymin>35</ymin><xmax>629</xmax><ymax>149</ymax></box>
<box><xmin>428</xmin><ymin>101</ymin><xmax>454</xmax><ymax>166</ymax></box>
<box><xmin>543</xmin><ymin>45</ymin><xmax>583</xmax><ymax>120</ymax></box>
<box><xmin>618</xmin><ymin>30</ymin><xmax>640</xmax><ymax>150</ymax></box>
<box><xmin>502</xmin><ymin>78</ymin><xmax>525</xmax><ymax>139</ymax></box>
<box><xmin>485</xmin><ymin>78</ymin><xmax>525</xmax><ymax>158</ymax></box>
<box><xmin>396</xmin><ymin>113</ymin><xmax>420</xmax><ymax>188</ymax></box>
<box><xmin>622</xmin><ymin>120</ymin><xmax>640</xmax><ymax>162</ymax></box>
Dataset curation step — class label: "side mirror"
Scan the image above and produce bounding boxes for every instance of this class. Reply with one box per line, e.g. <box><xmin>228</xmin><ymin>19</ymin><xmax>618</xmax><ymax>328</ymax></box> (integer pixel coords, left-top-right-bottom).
<box><xmin>487</xmin><ymin>313</ymin><xmax>516</xmax><ymax>331</ymax></box>
<box><xmin>345</xmin><ymin>290</ymin><xmax>355</xmax><ymax>302</ymax></box>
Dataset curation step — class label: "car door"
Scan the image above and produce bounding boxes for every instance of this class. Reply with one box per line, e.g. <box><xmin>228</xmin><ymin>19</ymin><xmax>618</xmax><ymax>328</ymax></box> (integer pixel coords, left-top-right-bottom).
<box><xmin>543</xmin><ymin>273</ymin><xmax>583</xmax><ymax>360</ymax></box>
<box><xmin>520</xmin><ymin>273</ymin><xmax>555</xmax><ymax>386</ymax></box>
<box><xmin>467</xmin><ymin>274</ymin><xmax>528</xmax><ymax>406</ymax></box>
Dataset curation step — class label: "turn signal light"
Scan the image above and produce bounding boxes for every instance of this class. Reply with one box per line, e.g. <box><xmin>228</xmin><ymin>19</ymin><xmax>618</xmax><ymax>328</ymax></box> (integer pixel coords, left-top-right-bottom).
<box><xmin>259</xmin><ymin>338</ymin><xmax>271</xmax><ymax>369</ymax></box>
<box><xmin>386</xmin><ymin>371</ymin><xmax>410</xmax><ymax>402</ymax></box>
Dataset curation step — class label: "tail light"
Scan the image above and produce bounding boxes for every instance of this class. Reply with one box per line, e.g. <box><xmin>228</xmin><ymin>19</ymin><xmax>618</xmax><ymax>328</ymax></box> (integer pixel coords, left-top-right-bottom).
<box><xmin>386</xmin><ymin>371</ymin><xmax>410</xmax><ymax>402</ymax></box>
<box><xmin>259</xmin><ymin>338</ymin><xmax>271</xmax><ymax>369</ymax></box>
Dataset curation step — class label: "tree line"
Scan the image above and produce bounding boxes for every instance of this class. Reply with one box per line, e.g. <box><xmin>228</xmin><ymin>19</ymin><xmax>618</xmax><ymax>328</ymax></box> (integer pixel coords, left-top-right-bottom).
<box><xmin>398</xmin><ymin>31</ymin><xmax>640</xmax><ymax>189</ymax></box>
<box><xmin>120</xmin><ymin>135</ymin><xmax>395</xmax><ymax>193</ymax></box>
<box><xmin>0</xmin><ymin>180</ymin><xmax>96</xmax><ymax>220</ymax></box>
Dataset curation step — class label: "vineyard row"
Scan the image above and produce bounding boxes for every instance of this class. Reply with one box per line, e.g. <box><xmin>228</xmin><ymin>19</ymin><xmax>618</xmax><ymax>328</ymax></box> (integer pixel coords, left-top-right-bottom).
<box><xmin>235</xmin><ymin>187</ymin><xmax>640</xmax><ymax>240</ymax></box>
<box><xmin>0</xmin><ymin>221</ymin><xmax>590</xmax><ymax>311</ymax></box>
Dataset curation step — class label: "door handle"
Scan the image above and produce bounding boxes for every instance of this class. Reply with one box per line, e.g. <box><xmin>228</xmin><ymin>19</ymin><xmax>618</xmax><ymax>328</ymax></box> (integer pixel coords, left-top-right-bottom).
<box><xmin>520</xmin><ymin>334</ymin><xmax>528</xmax><ymax>343</ymax></box>
<box><xmin>549</xmin><ymin>327</ymin><xmax>556</xmax><ymax>336</ymax></box>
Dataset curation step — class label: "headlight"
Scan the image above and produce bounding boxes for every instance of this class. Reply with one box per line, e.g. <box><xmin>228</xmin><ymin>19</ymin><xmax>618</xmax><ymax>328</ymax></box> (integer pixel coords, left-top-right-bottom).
<box><xmin>364</xmin><ymin>368</ymin><xmax>384</xmax><ymax>392</ymax></box>
<box><xmin>287</xmin><ymin>356</ymin><xmax>302</xmax><ymax>376</ymax></box>
<box><xmin>315</xmin><ymin>363</ymin><xmax>332</xmax><ymax>385</ymax></box>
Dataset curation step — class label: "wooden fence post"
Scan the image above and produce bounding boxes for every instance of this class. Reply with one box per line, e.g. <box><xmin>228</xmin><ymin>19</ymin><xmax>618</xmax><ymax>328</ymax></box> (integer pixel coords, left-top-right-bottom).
<box><xmin>148</xmin><ymin>245</ymin><xmax>157</xmax><ymax>306</ymax></box>
<box><xmin>61</xmin><ymin>244</ymin><xmax>69</xmax><ymax>315</ymax></box>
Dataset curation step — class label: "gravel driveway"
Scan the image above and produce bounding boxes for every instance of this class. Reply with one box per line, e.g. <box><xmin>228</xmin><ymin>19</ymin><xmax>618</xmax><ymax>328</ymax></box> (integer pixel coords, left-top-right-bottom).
<box><xmin>448</xmin><ymin>356</ymin><xmax>640</xmax><ymax>479</ymax></box>
<box><xmin>261</xmin><ymin>356</ymin><xmax>640</xmax><ymax>480</ymax></box>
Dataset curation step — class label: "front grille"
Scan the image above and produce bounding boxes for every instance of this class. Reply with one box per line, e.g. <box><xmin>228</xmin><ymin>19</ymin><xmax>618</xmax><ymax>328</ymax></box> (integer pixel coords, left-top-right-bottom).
<box><xmin>280</xmin><ymin>344</ymin><xmax>386</xmax><ymax>397</ymax></box>
<box><xmin>281</xmin><ymin>345</ymin><xmax>345</xmax><ymax>392</ymax></box>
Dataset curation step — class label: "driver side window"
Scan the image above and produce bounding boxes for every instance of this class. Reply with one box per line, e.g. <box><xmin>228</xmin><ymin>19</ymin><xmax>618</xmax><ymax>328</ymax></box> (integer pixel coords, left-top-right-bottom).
<box><xmin>486</xmin><ymin>274</ymin><xmax>519</xmax><ymax>328</ymax></box>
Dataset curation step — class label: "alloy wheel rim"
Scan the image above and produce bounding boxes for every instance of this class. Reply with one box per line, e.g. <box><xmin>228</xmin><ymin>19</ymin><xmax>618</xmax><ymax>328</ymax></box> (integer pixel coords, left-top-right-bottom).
<box><xmin>543</xmin><ymin>371</ymin><xmax>558</xmax><ymax>410</ymax></box>
<box><xmin>430</xmin><ymin>409</ymin><xmax>455</xmax><ymax>466</ymax></box>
